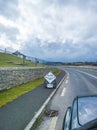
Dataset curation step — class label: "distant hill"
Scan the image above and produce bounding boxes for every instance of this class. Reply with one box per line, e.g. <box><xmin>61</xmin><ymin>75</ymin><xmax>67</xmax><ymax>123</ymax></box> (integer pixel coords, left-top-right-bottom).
<box><xmin>45</xmin><ymin>61</ymin><xmax>97</xmax><ymax>66</ymax></box>
<box><xmin>0</xmin><ymin>52</ymin><xmax>43</xmax><ymax>67</ymax></box>
<box><xmin>52</xmin><ymin>61</ymin><xmax>97</xmax><ymax>66</ymax></box>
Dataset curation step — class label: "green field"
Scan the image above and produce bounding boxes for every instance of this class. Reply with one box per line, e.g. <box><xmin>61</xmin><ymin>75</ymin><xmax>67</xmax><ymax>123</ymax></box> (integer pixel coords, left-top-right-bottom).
<box><xmin>0</xmin><ymin>52</ymin><xmax>43</xmax><ymax>67</ymax></box>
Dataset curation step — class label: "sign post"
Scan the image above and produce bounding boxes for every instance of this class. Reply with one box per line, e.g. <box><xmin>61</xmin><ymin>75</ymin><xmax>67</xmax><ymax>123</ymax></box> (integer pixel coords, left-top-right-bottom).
<box><xmin>44</xmin><ymin>72</ymin><xmax>56</xmax><ymax>88</ymax></box>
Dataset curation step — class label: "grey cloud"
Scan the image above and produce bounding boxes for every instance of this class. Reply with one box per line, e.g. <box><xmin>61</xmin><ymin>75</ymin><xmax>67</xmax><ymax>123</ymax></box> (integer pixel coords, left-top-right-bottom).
<box><xmin>0</xmin><ymin>0</ymin><xmax>19</xmax><ymax>20</ymax></box>
<box><xmin>51</xmin><ymin>40</ymin><xmax>97</xmax><ymax>62</ymax></box>
<box><xmin>53</xmin><ymin>0</ymin><xmax>71</xmax><ymax>6</ymax></box>
<box><xmin>22</xmin><ymin>38</ymin><xmax>44</xmax><ymax>58</ymax></box>
<box><xmin>48</xmin><ymin>0</ymin><xmax>97</xmax><ymax>12</ymax></box>
<box><xmin>44</xmin><ymin>42</ymin><xmax>61</xmax><ymax>50</ymax></box>
<box><xmin>0</xmin><ymin>24</ymin><xmax>19</xmax><ymax>41</ymax></box>
<box><xmin>21</xmin><ymin>36</ymin><xmax>97</xmax><ymax>62</ymax></box>
<box><xmin>42</xmin><ymin>0</ymin><xmax>71</xmax><ymax>7</ymax></box>
<box><xmin>73</xmin><ymin>0</ymin><xmax>97</xmax><ymax>12</ymax></box>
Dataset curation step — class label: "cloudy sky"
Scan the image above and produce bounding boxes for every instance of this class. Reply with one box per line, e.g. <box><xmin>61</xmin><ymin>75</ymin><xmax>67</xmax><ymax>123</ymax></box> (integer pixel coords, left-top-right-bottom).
<box><xmin>0</xmin><ymin>0</ymin><xmax>97</xmax><ymax>62</ymax></box>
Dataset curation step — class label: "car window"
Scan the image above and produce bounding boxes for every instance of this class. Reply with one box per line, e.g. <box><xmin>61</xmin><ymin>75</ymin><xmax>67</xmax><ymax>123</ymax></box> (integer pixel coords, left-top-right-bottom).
<box><xmin>78</xmin><ymin>97</ymin><xmax>97</xmax><ymax>126</ymax></box>
<box><xmin>71</xmin><ymin>99</ymin><xmax>80</xmax><ymax>129</ymax></box>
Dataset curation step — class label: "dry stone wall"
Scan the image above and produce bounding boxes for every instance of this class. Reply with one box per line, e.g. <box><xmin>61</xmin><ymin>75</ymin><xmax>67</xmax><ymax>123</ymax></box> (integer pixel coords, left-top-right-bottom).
<box><xmin>0</xmin><ymin>67</ymin><xmax>57</xmax><ymax>91</ymax></box>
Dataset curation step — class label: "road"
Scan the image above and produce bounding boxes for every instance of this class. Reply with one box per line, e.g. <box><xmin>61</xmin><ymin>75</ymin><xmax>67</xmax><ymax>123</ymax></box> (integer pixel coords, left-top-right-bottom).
<box><xmin>1</xmin><ymin>67</ymin><xmax>97</xmax><ymax>130</ymax></box>
<box><xmin>37</xmin><ymin>67</ymin><xmax>97</xmax><ymax>130</ymax></box>
<box><xmin>0</xmin><ymin>71</ymin><xmax>65</xmax><ymax>130</ymax></box>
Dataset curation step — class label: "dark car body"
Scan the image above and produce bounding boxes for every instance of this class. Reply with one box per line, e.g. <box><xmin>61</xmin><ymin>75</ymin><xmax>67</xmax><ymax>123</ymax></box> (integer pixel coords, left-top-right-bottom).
<box><xmin>63</xmin><ymin>96</ymin><xmax>97</xmax><ymax>130</ymax></box>
<box><xmin>44</xmin><ymin>79</ymin><xmax>57</xmax><ymax>88</ymax></box>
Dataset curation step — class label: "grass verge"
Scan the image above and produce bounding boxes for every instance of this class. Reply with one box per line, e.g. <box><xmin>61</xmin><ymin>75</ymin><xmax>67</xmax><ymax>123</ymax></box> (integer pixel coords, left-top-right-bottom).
<box><xmin>0</xmin><ymin>70</ymin><xmax>61</xmax><ymax>107</ymax></box>
<box><xmin>0</xmin><ymin>78</ymin><xmax>44</xmax><ymax>107</ymax></box>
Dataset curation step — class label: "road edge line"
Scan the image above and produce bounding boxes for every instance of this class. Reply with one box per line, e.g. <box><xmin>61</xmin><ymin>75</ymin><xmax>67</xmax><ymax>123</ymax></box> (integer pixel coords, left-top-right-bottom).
<box><xmin>24</xmin><ymin>73</ymin><xmax>66</xmax><ymax>130</ymax></box>
<box><xmin>77</xmin><ymin>70</ymin><xmax>97</xmax><ymax>79</ymax></box>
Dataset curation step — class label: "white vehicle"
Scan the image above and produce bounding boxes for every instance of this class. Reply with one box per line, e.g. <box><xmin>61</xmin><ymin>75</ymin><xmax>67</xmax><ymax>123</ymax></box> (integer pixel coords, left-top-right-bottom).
<box><xmin>44</xmin><ymin>79</ymin><xmax>57</xmax><ymax>88</ymax></box>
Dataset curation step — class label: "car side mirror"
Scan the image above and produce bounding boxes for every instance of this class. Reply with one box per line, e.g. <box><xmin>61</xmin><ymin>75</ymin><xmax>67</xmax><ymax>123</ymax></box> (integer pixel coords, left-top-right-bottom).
<box><xmin>62</xmin><ymin>107</ymin><xmax>72</xmax><ymax>130</ymax></box>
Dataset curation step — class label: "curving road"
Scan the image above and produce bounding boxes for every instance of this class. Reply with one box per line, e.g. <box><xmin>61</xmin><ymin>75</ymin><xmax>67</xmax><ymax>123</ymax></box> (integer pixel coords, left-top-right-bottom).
<box><xmin>1</xmin><ymin>67</ymin><xmax>97</xmax><ymax>130</ymax></box>
<box><xmin>0</xmin><ymin>71</ymin><xmax>65</xmax><ymax>130</ymax></box>
<box><xmin>44</xmin><ymin>67</ymin><xmax>97</xmax><ymax>130</ymax></box>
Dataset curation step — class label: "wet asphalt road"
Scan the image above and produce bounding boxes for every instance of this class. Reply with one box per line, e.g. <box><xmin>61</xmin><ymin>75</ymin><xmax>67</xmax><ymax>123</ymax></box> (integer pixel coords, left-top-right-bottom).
<box><xmin>1</xmin><ymin>67</ymin><xmax>97</xmax><ymax>130</ymax></box>
<box><xmin>0</xmin><ymin>71</ymin><xmax>65</xmax><ymax>130</ymax></box>
<box><xmin>46</xmin><ymin>67</ymin><xmax>97</xmax><ymax>130</ymax></box>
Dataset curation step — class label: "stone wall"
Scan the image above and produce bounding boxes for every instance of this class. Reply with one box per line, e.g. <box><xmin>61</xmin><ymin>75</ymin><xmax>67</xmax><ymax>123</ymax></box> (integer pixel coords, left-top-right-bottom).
<box><xmin>0</xmin><ymin>67</ymin><xmax>57</xmax><ymax>91</ymax></box>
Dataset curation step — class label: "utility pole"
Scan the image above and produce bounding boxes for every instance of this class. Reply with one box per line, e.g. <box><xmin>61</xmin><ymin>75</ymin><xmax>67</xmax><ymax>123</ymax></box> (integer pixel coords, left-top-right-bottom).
<box><xmin>5</xmin><ymin>48</ymin><xmax>6</xmax><ymax>53</ymax></box>
<box><xmin>35</xmin><ymin>58</ymin><xmax>39</xmax><ymax>67</ymax></box>
<box><xmin>23</xmin><ymin>55</ymin><xmax>26</xmax><ymax>66</ymax></box>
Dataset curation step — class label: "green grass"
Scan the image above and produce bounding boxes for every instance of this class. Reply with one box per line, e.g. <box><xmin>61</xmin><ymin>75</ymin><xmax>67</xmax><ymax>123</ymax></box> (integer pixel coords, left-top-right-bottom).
<box><xmin>54</xmin><ymin>70</ymin><xmax>61</xmax><ymax>76</ymax></box>
<box><xmin>0</xmin><ymin>70</ymin><xmax>61</xmax><ymax>107</ymax></box>
<box><xmin>0</xmin><ymin>78</ymin><xmax>45</xmax><ymax>107</ymax></box>
<box><xmin>0</xmin><ymin>52</ymin><xmax>43</xmax><ymax>67</ymax></box>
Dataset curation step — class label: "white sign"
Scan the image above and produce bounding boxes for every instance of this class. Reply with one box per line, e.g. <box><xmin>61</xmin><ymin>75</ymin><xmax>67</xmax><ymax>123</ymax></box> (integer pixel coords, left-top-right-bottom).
<box><xmin>44</xmin><ymin>72</ymin><xmax>56</xmax><ymax>83</ymax></box>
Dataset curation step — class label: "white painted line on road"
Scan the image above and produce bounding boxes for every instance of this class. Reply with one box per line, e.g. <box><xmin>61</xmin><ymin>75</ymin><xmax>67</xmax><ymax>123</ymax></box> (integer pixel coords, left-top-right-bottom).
<box><xmin>65</xmin><ymin>80</ymin><xmax>68</xmax><ymax>84</ymax></box>
<box><xmin>24</xmin><ymin>75</ymin><xmax>66</xmax><ymax>130</ymax></box>
<box><xmin>48</xmin><ymin>117</ymin><xmax>58</xmax><ymax>130</ymax></box>
<box><xmin>65</xmin><ymin>71</ymin><xmax>69</xmax><ymax>80</ymax></box>
<box><xmin>77</xmin><ymin>70</ymin><xmax>97</xmax><ymax>79</ymax></box>
<box><xmin>61</xmin><ymin>88</ymin><xmax>66</xmax><ymax>97</ymax></box>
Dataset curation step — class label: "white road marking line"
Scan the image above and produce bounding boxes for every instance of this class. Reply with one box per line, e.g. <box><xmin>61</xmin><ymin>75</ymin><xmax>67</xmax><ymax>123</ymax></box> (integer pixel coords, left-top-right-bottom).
<box><xmin>67</xmin><ymin>75</ymin><xmax>69</xmax><ymax>79</ymax></box>
<box><xmin>24</xmin><ymin>75</ymin><xmax>66</xmax><ymax>130</ymax></box>
<box><xmin>77</xmin><ymin>70</ymin><xmax>97</xmax><ymax>79</ymax></box>
<box><xmin>65</xmin><ymin>80</ymin><xmax>68</xmax><ymax>84</ymax></box>
<box><xmin>48</xmin><ymin>117</ymin><xmax>58</xmax><ymax>130</ymax></box>
<box><xmin>61</xmin><ymin>88</ymin><xmax>66</xmax><ymax>97</ymax></box>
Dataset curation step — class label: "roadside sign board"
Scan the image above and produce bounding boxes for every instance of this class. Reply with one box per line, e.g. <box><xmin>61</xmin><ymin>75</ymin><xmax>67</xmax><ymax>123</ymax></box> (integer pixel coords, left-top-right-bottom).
<box><xmin>44</xmin><ymin>72</ymin><xmax>56</xmax><ymax>83</ymax></box>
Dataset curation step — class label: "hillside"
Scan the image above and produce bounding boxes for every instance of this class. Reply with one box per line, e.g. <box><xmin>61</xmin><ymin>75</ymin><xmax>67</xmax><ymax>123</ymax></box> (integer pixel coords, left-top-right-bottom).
<box><xmin>0</xmin><ymin>52</ymin><xmax>42</xmax><ymax>67</ymax></box>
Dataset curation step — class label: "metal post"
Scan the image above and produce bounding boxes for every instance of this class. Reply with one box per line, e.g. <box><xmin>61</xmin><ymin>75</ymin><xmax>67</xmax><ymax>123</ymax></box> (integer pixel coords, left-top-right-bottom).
<box><xmin>23</xmin><ymin>55</ymin><xmax>26</xmax><ymax>66</ymax></box>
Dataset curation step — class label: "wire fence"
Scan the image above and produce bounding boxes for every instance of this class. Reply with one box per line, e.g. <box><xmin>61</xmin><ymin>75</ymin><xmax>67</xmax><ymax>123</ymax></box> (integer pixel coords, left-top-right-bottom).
<box><xmin>0</xmin><ymin>48</ymin><xmax>47</xmax><ymax>66</ymax></box>
<box><xmin>0</xmin><ymin>48</ymin><xmax>12</xmax><ymax>54</ymax></box>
